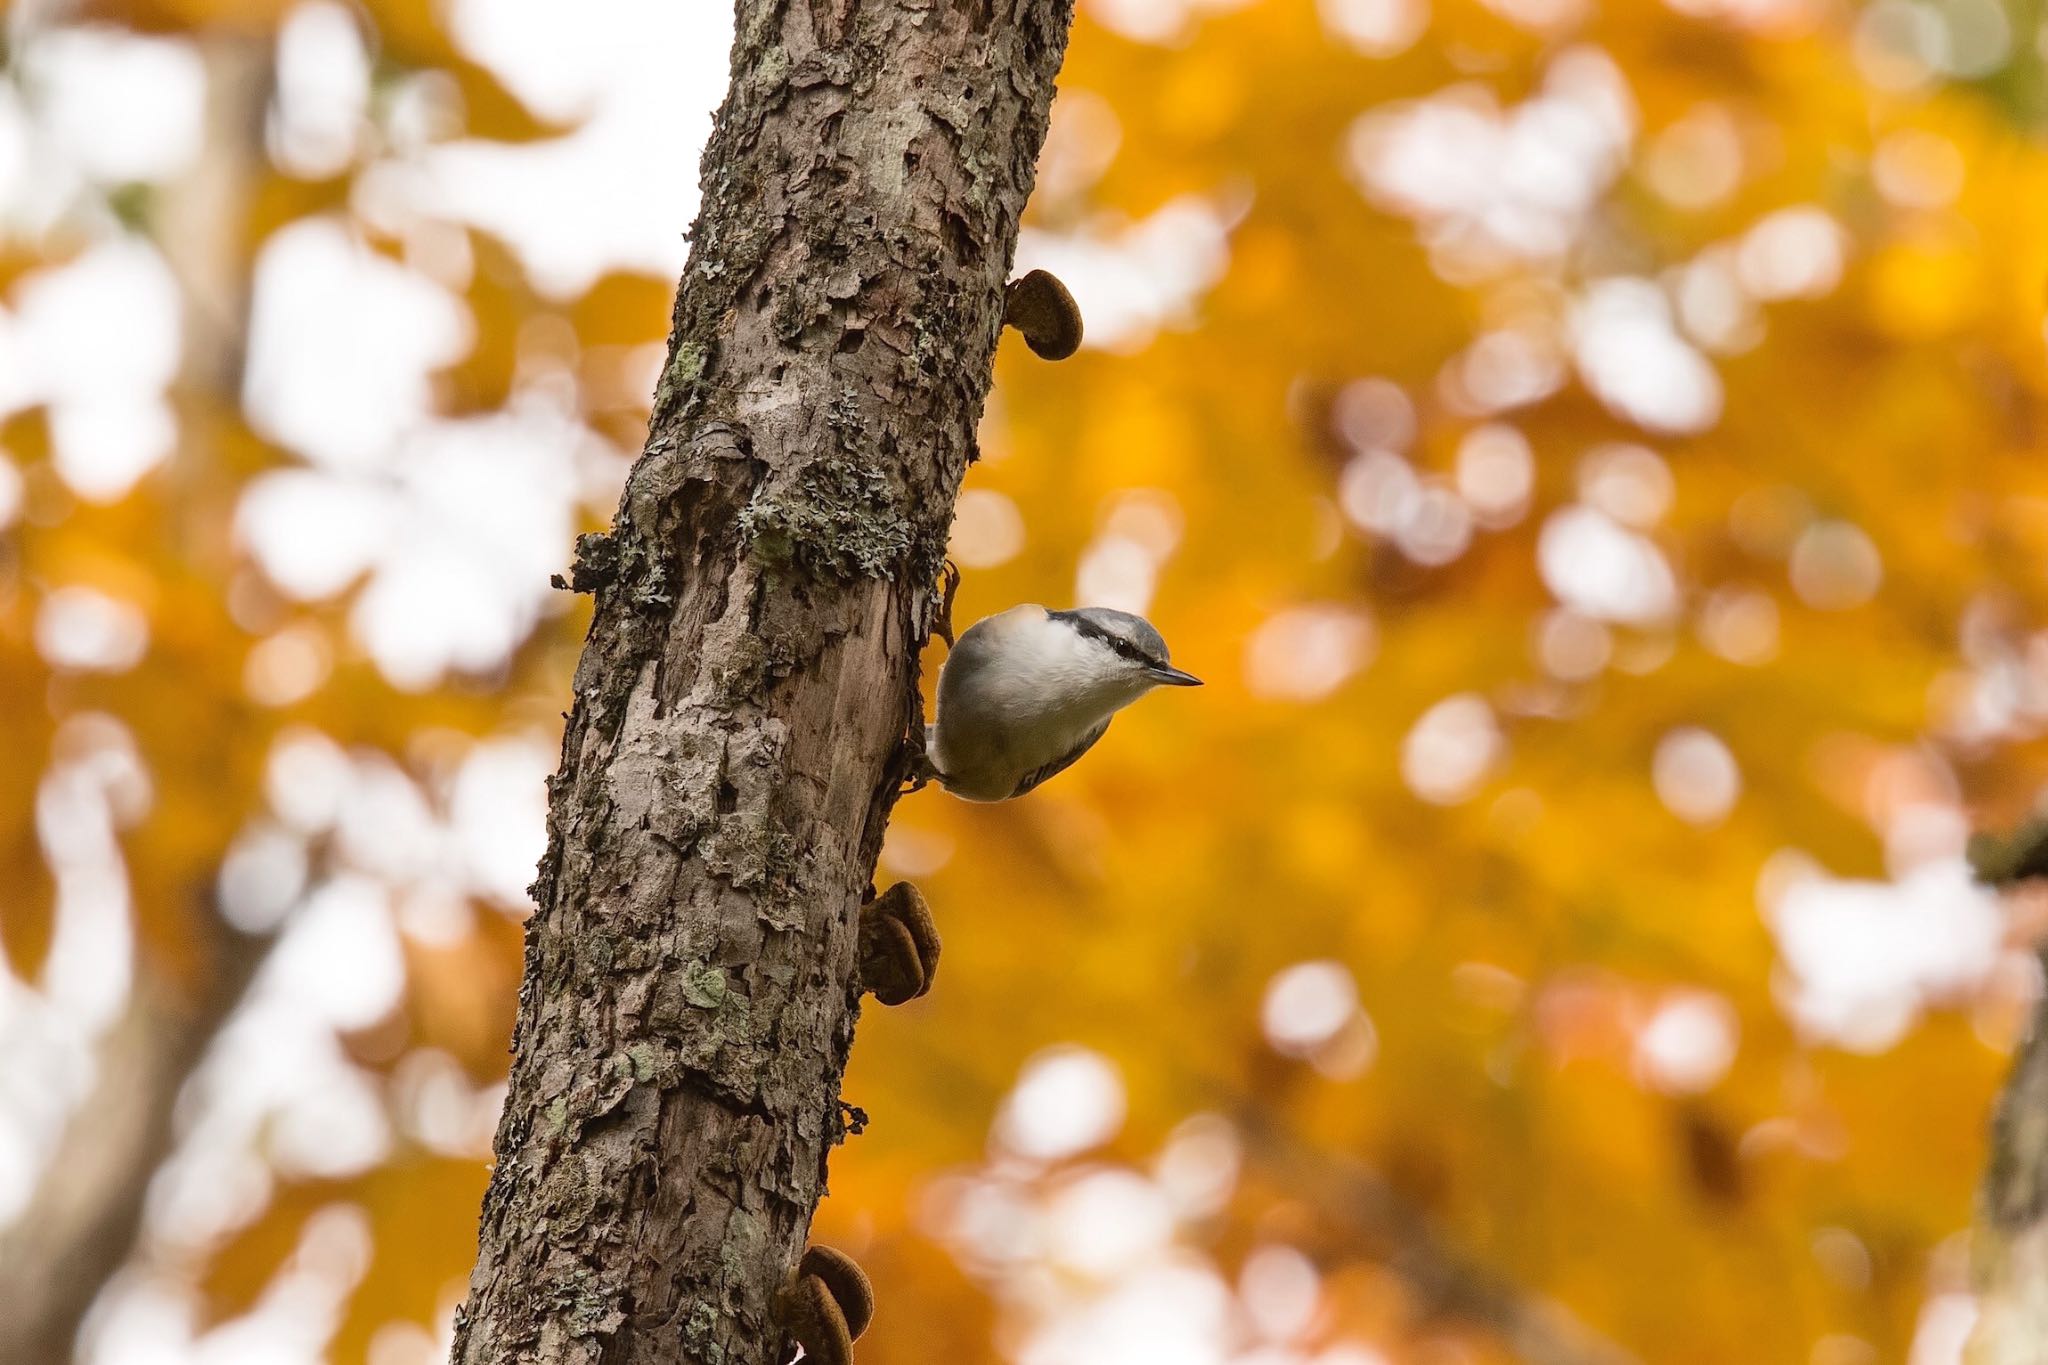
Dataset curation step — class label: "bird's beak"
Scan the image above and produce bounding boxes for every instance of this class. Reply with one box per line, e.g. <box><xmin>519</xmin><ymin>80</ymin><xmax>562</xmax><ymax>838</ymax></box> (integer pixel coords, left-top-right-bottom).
<box><xmin>1149</xmin><ymin>665</ymin><xmax>1203</xmax><ymax>687</ymax></box>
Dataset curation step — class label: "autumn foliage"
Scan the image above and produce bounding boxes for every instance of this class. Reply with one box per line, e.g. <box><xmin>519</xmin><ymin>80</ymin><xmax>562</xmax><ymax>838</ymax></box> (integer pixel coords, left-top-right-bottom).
<box><xmin>4</xmin><ymin>0</ymin><xmax>2048</xmax><ymax>1362</ymax></box>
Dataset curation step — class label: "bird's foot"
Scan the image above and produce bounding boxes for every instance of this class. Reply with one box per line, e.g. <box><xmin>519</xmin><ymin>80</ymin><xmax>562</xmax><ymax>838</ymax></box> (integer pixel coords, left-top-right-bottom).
<box><xmin>859</xmin><ymin>882</ymin><xmax>941</xmax><ymax>1006</ymax></box>
<box><xmin>897</xmin><ymin>746</ymin><xmax>938</xmax><ymax>797</ymax></box>
<box><xmin>1003</xmin><ymin>269</ymin><xmax>1084</xmax><ymax>360</ymax></box>
<box><xmin>934</xmin><ymin>559</ymin><xmax>961</xmax><ymax>648</ymax></box>
<box><xmin>783</xmin><ymin>1245</ymin><xmax>874</xmax><ymax>1365</ymax></box>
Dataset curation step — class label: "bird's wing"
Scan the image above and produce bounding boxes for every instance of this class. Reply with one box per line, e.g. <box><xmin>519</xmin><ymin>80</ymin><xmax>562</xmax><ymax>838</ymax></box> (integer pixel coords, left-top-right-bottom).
<box><xmin>1009</xmin><ymin>719</ymin><xmax>1112</xmax><ymax>799</ymax></box>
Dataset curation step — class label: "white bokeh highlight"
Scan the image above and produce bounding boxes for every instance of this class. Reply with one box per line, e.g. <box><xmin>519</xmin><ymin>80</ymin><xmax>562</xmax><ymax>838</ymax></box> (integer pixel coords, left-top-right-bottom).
<box><xmin>1653</xmin><ymin>728</ymin><xmax>1741</xmax><ymax>826</ymax></box>
<box><xmin>1766</xmin><ymin>859</ymin><xmax>2003</xmax><ymax>1053</ymax></box>
<box><xmin>1401</xmin><ymin>694</ymin><xmax>1503</xmax><ymax>804</ymax></box>
<box><xmin>996</xmin><ymin>1046</ymin><xmax>1128</xmax><ymax>1162</ymax></box>
<box><xmin>1634</xmin><ymin>991</ymin><xmax>1739</xmax><ymax>1094</ymax></box>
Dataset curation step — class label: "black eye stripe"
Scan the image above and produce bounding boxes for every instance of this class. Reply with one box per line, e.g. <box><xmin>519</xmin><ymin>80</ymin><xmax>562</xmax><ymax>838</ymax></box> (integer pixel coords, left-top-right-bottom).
<box><xmin>1057</xmin><ymin>613</ymin><xmax>1165</xmax><ymax>668</ymax></box>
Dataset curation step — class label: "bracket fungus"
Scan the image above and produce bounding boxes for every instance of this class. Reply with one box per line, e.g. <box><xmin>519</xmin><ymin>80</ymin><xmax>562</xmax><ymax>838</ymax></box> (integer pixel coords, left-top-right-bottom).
<box><xmin>784</xmin><ymin>1245</ymin><xmax>875</xmax><ymax>1365</ymax></box>
<box><xmin>857</xmin><ymin>882</ymin><xmax>942</xmax><ymax>1006</ymax></box>
<box><xmin>1003</xmin><ymin>269</ymin><xmax>1084</xmax><ymax>360</ymax></box>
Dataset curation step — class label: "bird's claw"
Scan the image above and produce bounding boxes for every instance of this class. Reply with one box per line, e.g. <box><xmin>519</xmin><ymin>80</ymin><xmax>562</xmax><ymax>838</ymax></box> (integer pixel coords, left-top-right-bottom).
<box><xmin>934</xmin><ymin>559</ymin><xmax>961</xmax><ymax>648</ymax></box>
<box><xmin>783</xmin><ymin>1245</ymin><xmax>874</xmax><ymax>1365</ymax></box>
<box><xmin>897</xmin><ymin>745</ymin><xmax>938</xmax><ymax>797</ymax></box>
<box><xmin>859</xmin><ymin>882</ymin><xmax>941</xmax><ymax>1006</ymax></box>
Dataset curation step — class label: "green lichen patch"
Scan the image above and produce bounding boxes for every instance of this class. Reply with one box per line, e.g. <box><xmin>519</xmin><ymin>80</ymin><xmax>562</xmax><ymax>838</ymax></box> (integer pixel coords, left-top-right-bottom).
<box><xmin>705</xmin><ymin>812</ymin><xmax>801</xmax><ymax>891</ymax></box>
<box><xmin>552</xmin><ymin>1266</ymin><xmax>623</xmax><ymax>1338</ymax></box>
<box><xmin>752</xmin><ymin>44</ymin><xmax>790</xmax><ymax>96</ymax></box>
<box><xmin>680</xmin><ymin>1301</ymin><xmax>728</xmax><ymax>1365</ymax></box>
<box><xmin>739</xmin><ymin>456</ymin><xmax>912</xmax><ymax>582</ymax></box>
<box><xmin>626</xmin><ymin>1041</ymin><xmax>681</xmax><ymax>1086</ymax></box>
<box><xmin>682</xmin><ymin>961</ymin><xmax>729</xmax><ymax>1009</ymax></box>
<box><xmin>651</xmin><ymin>339</ymin><xmax>710</xmax><ymax>422</ymax></box>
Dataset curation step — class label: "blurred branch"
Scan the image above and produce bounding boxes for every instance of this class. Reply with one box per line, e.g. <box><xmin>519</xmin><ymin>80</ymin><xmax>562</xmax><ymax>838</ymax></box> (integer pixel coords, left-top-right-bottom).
<box><xmin>156</xmin><ymin>37</ymin><xmax>271</xmax><ymax>401</ymax></box>
<box><xmin>0</xmin><ymin>32</ymin><xmax>273</xmax><ymax>1364</ymax></box>
<box><xmin>0</xmin><ymin>922</ymin><xmax>270</xmax><ymax>1363</ymax></box>
<box><xmin>1237</xmin><ymin>1112</ymin><xmax>1637</xmax><ymax>1365</ymax></box>
<box><xmin>1968</xmin><ymin>819</ymin><xmax>2048</xmax><ymax>889</ymax></box>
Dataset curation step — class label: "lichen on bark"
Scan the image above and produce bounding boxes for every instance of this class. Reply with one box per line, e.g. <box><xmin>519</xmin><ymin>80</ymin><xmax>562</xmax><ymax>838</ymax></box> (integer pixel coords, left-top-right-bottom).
<box><xmin>450</xmin><ymin>4</ymin><xmax>1077</xmax><ymax>1364</ymax></box>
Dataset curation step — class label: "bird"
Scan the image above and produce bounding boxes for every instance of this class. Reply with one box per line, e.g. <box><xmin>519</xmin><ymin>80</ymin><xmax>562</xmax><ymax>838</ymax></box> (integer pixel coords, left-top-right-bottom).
<box><xmin>925</xmin><ymin>604</ymin><xmax>1201</xmax><ymax>802</ymax></box>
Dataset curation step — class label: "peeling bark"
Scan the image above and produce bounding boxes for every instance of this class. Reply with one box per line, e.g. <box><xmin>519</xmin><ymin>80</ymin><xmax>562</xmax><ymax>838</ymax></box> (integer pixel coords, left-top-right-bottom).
<box><xmin>451</xmin><ymin>4</ymin><xmax>1076</xmax><ymax>1363</ymax></box>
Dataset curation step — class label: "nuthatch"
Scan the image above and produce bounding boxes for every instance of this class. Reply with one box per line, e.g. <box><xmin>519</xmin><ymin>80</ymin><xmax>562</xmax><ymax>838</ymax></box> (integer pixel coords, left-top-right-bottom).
<box><xmin>926</xmin><ymin>605</ymin><xmax>1201</xmax><ymax>802</ymax></box>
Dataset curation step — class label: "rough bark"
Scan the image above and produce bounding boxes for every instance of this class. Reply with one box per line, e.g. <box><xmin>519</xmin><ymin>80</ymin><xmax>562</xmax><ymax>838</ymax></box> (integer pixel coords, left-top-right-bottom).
<box><xmin>1969</xmin><ymin>826</ymin><xmax>2048</xmax><ymax>1362</ymax></box>
<box><xmin>451</xmin><ymin>4</ymin><xmax>1075</xmax><ymax>1364</ymax></box>
<box><xmin>1973</xmin><ymin>949</ymin><xmax>2048</xmax><ymax>1365</ymax></box>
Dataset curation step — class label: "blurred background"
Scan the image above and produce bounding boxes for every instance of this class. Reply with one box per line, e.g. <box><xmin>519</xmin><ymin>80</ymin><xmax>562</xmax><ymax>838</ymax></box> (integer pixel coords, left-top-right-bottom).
<box><xmin>2</xmin><ymin>0</ymin><xmax>2046</xmax><ymax>1361</ymax></box>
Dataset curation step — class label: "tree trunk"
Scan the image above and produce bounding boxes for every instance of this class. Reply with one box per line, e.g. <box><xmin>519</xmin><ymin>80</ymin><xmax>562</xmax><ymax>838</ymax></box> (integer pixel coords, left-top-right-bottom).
<box><xmin>1969</xmin><ymin>829</ymin><xmax>2048</xmax><ymax>1362</ymax></box>
<box><xmin>450</xmin><ymin>4</ymin><xmax>1075</xmax><ymax>1363</ymax></box>
<box><xmin>1972</xmin><ymin>949</ymin><xmax>2048</xmax><ymax>1364</ymax></box>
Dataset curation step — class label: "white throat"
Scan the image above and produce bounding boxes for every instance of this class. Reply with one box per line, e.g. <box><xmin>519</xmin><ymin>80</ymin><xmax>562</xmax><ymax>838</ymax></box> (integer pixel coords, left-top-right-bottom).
<box><xmin>1012</xmin><ymin>618</ymin><xmax>1150</xmax><ymax>721</ymax></box>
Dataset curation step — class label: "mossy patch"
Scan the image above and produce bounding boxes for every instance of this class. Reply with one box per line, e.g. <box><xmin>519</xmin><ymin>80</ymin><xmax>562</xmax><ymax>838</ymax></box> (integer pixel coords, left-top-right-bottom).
<box><xmin>682</xmin><ymin>962</ymin><xmax>728</xmax><ymax>1009</ymax></box>
<box><xmin>739</xmin><ymin>456</ymin><xmax>912</xmax><ymax>582</ymax></box>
